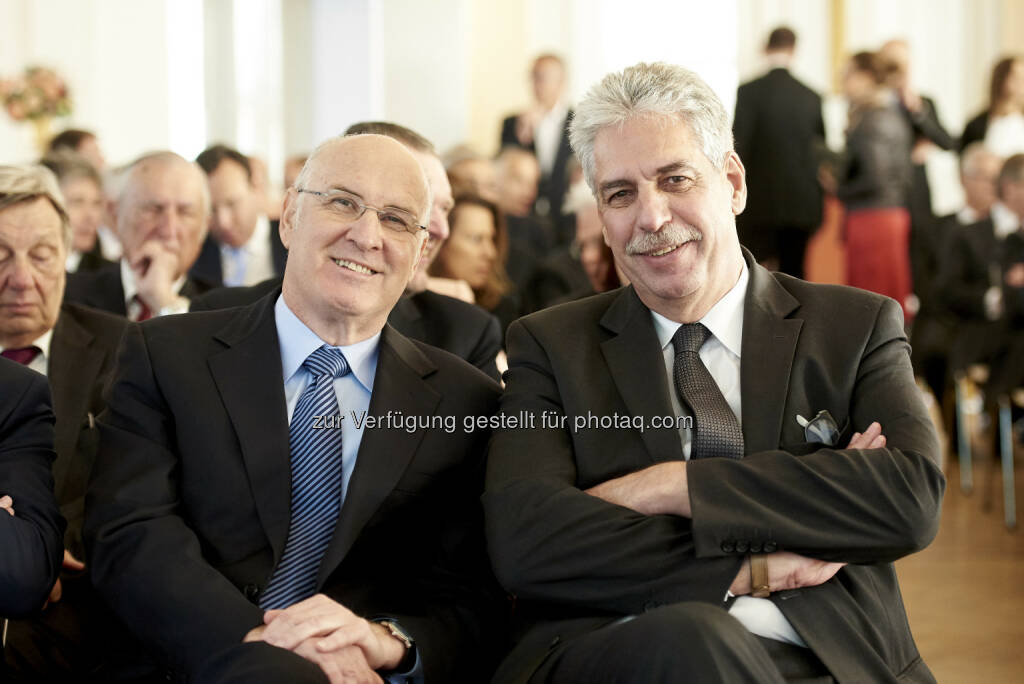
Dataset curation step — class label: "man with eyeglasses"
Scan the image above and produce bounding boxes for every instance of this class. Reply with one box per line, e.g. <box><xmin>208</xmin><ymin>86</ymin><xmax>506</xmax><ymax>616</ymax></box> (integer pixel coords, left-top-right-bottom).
<box><xmin>84</xmin><ymin>134</ymin><xmax>504</xmax><ymax>683</ymax></box>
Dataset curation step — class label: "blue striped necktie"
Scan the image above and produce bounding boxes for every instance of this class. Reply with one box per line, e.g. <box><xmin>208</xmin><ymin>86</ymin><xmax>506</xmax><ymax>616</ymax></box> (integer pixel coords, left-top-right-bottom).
<box><xmin>260</xmin><ymin>344</ymin><xmax>350</xmax><ymax>609</ymax></box>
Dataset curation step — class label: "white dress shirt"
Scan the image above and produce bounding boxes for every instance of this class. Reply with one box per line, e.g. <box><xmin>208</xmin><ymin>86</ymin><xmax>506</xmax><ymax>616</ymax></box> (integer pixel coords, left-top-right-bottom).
<box><xmin>0</xmin><ymin>328</ymin><xmax>53</xmax><ymax>377</ymax></box>
<box><xmin>534</xmin><ymin>101</ymin><xmax>570</xmax><ymax>177</ymax></box>
<box><xmin>221</xmin><ymin>215</ymin><xmax>276</xmax><ymax>287</ymax></box>
<box><xmin>650</xmin><ymin>261</ymin><xmax>807</xmax><ymax>648</ymax></box>
<box><xmin>985</xmin><ymin>111</ymin><xmax>1024</xmax><ymax>158</ymax></box>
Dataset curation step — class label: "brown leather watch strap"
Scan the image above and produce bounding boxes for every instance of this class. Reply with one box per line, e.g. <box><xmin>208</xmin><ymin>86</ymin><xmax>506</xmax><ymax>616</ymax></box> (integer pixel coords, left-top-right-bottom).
<box><xmin>750</xmin><ymin>554</ymin><xmax>771</xmax><ymax>598</ymax></box>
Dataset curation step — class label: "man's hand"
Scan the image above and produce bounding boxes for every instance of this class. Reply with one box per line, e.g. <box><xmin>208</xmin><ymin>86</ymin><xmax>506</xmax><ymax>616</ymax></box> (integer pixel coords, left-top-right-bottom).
<box><xmin>43</xmin><ymin>550</ymin><xmax>87</xmax><ymax>608</ymax></box>
<box><xmin>1006</xmin><ymin>264</ymin><xmax>1024</xmax><ymax>288</ymax></box>
<box><xmin>729</xmin><ymin>551</ymin><xmax>846</xmax><ymax>596</ymax></box>
<box><xmin>846</xmin><ymin>421</ymin><xmax>886</xmax><ymax>449</ymax></box>
<box><xmin>585</xmin><ymin>461</ymin><xmax>690</xmax><ymax>517</ymax></box>
<box><xmin>257</xmin><ymin>595</ymin><xmax>405</xmax><ymax>672</ymax></box>
<box><xmin>0</xmin><ymin>494</ymin><xmax>13</xmax><ymax>516</ymax></box>
<box><xmin>131</xmin><ymin>242</ymin><xmax>182</xmax><ymax>310</ymax></box>
<box><xmin>291</xmin><ymin>642</ymin><xmax>383</xmax><ymax>684</ymax></box>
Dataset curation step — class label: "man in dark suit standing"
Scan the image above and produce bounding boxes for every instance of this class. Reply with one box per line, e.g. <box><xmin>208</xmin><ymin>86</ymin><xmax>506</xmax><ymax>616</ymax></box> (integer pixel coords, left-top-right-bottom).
<box><xmin>733</xmin><ymin>27</ymin><xmax>824</xmax><ymax>279</ymax></box>
<box><xmin>0</xmin><ymin>163</ymin><xmax>133</xmax><ymax>680</ymax></box>
<box><xmin>0</xmin><ymin>357</ymin><xmax>64</xmax><ymax>618</ymax></box>
<box><xmin>85</xmin><ymin>134</ymin><xmax>502</xmax><ymax>683</ymax></box>
<box><xmin>501</xmin><ymin>54</ymin><xmax>574</xmax><ymax>228</ymax></box>
<box><xmin>484</xmin><ymin>62</ymin><xmax>944</xmax><ymax>683</ymax></box>
<box><xmin>64</xmin><ymin>152</ymin><xmax>216</xmax><ymax>320</ymax></box>
<box><xmin>190</xmin><ymin>145</ymin><xmax>288</xmax><ymax>288</ymax></box>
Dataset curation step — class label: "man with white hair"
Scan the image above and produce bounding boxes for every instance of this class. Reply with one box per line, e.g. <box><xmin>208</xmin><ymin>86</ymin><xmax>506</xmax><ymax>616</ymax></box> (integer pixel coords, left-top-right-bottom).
<box><xmin>85</xmin><ymin>134</ymin><xmax>502</xmax><ymax>683</ymax></box>
<box><xmin>64</xmin><ymin>151</ymin><xmax>215</xmax><ymax>320</ymax></box>
<box><xmin>0</xmin><ymin>164</ymin><xmax>129</xmax><ymax>680</ymax></box>
<box><xmin>484</xmin><ymin>62</ymin><xmax>944</xmax><ymax>683</ymax></box>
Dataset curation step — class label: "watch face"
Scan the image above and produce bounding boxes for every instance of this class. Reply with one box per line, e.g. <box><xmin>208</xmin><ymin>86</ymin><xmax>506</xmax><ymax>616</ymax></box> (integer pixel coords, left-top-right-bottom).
<box><xmin>381</xmin><ymin>620</ymin><xmax>413</xmax><ymax>648</ymax></box>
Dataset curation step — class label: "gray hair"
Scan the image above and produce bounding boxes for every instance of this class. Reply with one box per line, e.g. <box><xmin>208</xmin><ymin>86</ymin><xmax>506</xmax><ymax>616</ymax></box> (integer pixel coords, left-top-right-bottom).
<box><xmin>0</xmin><ymin>164</ymin><xmax>72</xmax><ymax>246</ymax></box>
<box><xmin>117</xmin><ymin>150</ymin><xmax>211</xmax><ymax>219</ymax></box>
<box><xmin>295</xmin><ymin>134</ymin><xmax>433</xmax><ymax>226</ymax></box>
<box><xmin>569</xmin><ymin>62</ymin><xmax>733</xmax><ymax>191</ymax></box>
<box><xmin>960</xmin><ymin>142</ymin><xmax>1001</xmax><ymax>177</ymax></box>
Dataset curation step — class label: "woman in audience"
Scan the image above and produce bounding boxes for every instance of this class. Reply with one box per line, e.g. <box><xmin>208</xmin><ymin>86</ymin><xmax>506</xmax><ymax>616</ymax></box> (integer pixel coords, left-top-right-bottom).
<box><xmin>838</xmin><ymin>50</ymin><xmax>914</xmax><ymax>318</ymax></box>
<box><xmin>961</xmin><ymin>56</ymin><xmax>1024</xmax><ymax>157</ymax></box>
<box><xmin>39</xmin><ymin>152</ymin><xmax>109</xmax><ymax>272</ymax></box>
<box><xmin>430</xmin><ymin>194</ymin><xmax>519</xmax><ymax>334</ymax></box>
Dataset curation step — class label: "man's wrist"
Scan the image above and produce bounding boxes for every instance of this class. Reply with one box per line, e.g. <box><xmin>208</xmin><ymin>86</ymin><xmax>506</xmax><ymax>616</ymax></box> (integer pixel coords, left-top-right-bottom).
<box><xmin>370</xmin><ymin>620</ymin><xmax>414</xmax><ymax>673</ymax></box>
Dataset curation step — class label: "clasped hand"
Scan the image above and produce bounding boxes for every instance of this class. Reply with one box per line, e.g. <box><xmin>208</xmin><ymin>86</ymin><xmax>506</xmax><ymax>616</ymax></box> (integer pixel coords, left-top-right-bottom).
<box><xmin>244</xmin><ymin>594</ymin><xmax>406</xmax><ymax>684</ymax></box>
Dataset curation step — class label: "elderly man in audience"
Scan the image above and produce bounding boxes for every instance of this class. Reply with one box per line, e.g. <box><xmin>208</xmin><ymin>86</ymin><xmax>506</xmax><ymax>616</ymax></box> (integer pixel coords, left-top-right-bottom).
<box><xmin>39</xmin><ymin>153</ymin><xmax>111</xmax><ymax>273</ymax></box>
<box><xmin>63</xmin><ymin>151</ymin><xmax>215</xmax><ymax>321</ymax></box>
<box><xmin>0</xmin><ymin>164</ymin><xmax>129</xmax><ymax>680</ymax></box>
<box><xmin>0</xmin><ymin>357</ymin><xmax>64</xmax><ymax>620</ymax></box>
<box><xmin>84</xmin><ymin>133</ymin><xmax>503</xmax><ymax>684</ymax></box>
<box><xmin>484</xmin><ymin>62</ymin><xmax>944</xmax><ymax>684</ymax></box>
<box><xmin>190</xmin><ymin>145</ymin><xmax>287</xmax><ymax>288</ymax></box>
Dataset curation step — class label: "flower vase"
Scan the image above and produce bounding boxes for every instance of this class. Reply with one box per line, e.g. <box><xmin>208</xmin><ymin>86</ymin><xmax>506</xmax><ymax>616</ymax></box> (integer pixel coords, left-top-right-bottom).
<box><xmin>30</xmin><ymin>116</ymin><xmax>53</xmax><ymax>154</ymax></box>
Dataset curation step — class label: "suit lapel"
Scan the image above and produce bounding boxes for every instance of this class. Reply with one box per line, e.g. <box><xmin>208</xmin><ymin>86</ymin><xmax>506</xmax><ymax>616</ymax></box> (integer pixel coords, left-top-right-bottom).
<box><xmin>48</xmin><ymin>309</ymin><xmax>105</xmax><ymax>499</ymax></box>
<box><xmin>317</xmin><ymin>325</ymin><xmax>440</xmax><ymax>583</ymax></box>
<box><xmin>739</xmin><ymin>259</ymin><xmax>802</xmax><ymax>453</ymax></box>
<box><xmin>599</xmin><ymin>288</ymin><xmax>682</xmax><ymax>464</ymax></box>
<box><xmin>208</xmin><ymin>294</ymin><xmax>292</xmax><ymax>564</ymax></box>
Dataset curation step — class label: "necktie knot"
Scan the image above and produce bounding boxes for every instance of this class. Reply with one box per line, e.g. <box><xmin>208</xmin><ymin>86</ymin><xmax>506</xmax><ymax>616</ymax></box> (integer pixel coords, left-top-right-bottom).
<box><xmin>672</xmin><ymin>323</ymin><xmax>711</xmax><ymax>355</ymax></box>
<box><xmin>1</xmin><ymin>346</ymin><xmax>41</xmax><ymax>365</ymax></box>
<box><xmin>303</xmin><ymin>345</ymin><xmax>350</xmax><ymax>380</ymax></box>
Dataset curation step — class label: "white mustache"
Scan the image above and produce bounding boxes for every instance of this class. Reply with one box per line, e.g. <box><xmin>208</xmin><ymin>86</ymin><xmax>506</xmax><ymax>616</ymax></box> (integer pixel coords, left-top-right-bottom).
<box><xmin>625</xmin><ymin>224</ymin><xmax>702</xmax><ymax>256</ymax></box>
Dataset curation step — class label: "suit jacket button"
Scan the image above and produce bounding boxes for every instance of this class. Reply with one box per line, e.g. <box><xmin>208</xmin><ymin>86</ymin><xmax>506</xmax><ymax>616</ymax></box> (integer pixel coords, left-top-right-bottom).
<box><xmin>763</xmin><ymin>541</ymin><xmax>778</xmax><ymax>553</ymax></box>
<box><xmin>720</xmin><ymin>540</ymin><xmax>736</xmax><ymax>553</ymax></box>
<box><xmin>243</xmin><ymin>584</ymin><xmax>260</xmax><ymax>600</ymax></box>
<box><xmin>749</xmin><ymin>542</ymin><xmax>763</xmax><ymax>553</ymax></box>
<box><xmin>735</xmin><ymin>540</ymin><xmax>750</xmax><ymax>553</ymax></box>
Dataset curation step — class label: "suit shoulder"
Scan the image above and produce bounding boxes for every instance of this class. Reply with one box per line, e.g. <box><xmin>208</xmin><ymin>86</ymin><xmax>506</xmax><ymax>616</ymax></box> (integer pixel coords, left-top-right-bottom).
<box><xmin>515</xmin><ymin>288</ymin><xmax>622</xmax><ymax>336</ymax></box>
<box><xmin>776</xmin><ymin>274</ymin><xmax>895</xmax><ymax>318</ymax></box>
<box><xmin>61</xmin><ymin>302</ymin><xmax>129</xmax><ymax>339</ymax></box>
<box><xmin>414</xmin><ymin>291</ymin><xmax>496</xmax><ymax>329</ymax></box>
<box><xmin>408</xmin><ymin>336</ymin><xmax>501</xmax><ymax>396</ymax></box>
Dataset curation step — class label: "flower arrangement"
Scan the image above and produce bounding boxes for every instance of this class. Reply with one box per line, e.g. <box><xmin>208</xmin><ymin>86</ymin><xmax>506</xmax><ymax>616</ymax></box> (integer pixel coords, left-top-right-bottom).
<box><xmin>0</xmin><ymin>66</ymin><xmax>72</xmax><ymax>122</ymax></box>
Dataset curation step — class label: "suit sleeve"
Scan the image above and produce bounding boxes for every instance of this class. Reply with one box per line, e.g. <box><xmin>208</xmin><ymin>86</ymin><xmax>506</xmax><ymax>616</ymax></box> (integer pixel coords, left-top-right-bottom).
<box><xmin>84</xmin><ymin>325</ymin><xmax>264</xmax><ymax>675</ymax></box>
<box><xmin>732</xmin><ymin>85</ymin><xmax>755</xmax><ymax>164</ymax></box>
<box><xmin>909</xmin><ymin>97</ymin><xmax>956</xmax><ymax>150</ymax></box>
<box><xmin>0</xmin><ymin>368</ymin><xmax>64</xmax><ymax>616</ymax></box>
<box><xmin>484</xmin><ymin>320</ymin><xmax>743</xmax><ymax>615</ymax></box>
<box><xmin>467</xmin><ymin>313</ymin><xmax>502</xmax><ymax>382</ymax></box>
<box><xmin>687</xmin><ymin>297</ymin><xmax>945</xmax><ymax>564</ymax></box>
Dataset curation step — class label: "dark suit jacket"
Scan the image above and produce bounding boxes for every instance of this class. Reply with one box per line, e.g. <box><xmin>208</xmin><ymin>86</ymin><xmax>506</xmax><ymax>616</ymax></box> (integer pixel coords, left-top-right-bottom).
<box><xmin>733</xmin><ymin>68</ymin><xmax>824</xmax><ymax>233</ymax></box>
<box><xmin>935</xmin><ymin>217</ymin><xmax>1000</xmax><ymax>322</ymax></box>
<box><xmin>48</xmin><ymin>303</ymin><xmax>129</xmax><ymax>559</ymax></box>
<box><xmin>0</xmin><ymin>358</ymin><xmax>64</xmax><ymax>617</ymax></box>
<box><xmin>484</xmin><ymin>255</ymin><xmax>944</xmax><ymax>684</ymax></box>
<box><xmin>501</xmin><ymin>110</ymin><xmax>575</xmax><ymax>223</ymax></box>
<box><xmin>71</xmin><ymin>243</ymin><xmax>115</xmax><ymax>274</ymax></box>
<box><xmin>188</xmin><ymin>220</ymin><xmax>288</xmax><ymax>287</ymax></box>
<box><xmin>83</xmin><ymin>293</ymin><xmax>503</xmax><ymax>681</ymax></box>
<box><xmin>959</xmin><ymin>110</ymin><xmax>989</xmax><ymax>154</ymax></box>
<box><xmin>190</xmin><ymin>280</ymin><xmax>503</xmax><ymax>381</ymax></box>
<box><xmin>64</xmin><ymin>261</ymin><xmax>216</xmax><ymax>317</ymax></box>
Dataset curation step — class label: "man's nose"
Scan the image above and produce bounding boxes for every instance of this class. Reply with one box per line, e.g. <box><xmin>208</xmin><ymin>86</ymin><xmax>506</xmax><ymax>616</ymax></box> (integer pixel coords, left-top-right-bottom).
<box><xmin>346</xmin><ymin>210</ymin><xmax>385</xmax><ymax>250</ymax></box>
<box><xmin>635</xmin><ymin>187</ymin><xmax>672</xmax><ymax>233</ymax></box>
<box><xmin>2</xmin><ymin>256</ymin><xmax>35</xmax><ymax>290</ymax></box>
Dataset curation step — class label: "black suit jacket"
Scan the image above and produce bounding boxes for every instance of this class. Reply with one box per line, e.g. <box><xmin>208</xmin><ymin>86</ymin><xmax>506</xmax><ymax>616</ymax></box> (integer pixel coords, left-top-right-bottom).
<box><xmin>935</xmin><ymin>216</ymin><xmax>1001</xmax><ymax>322</ymax></box>
<box><xmin>0</xmin><ymin>358</ymin><xmax>64</xmax><ymax>617</ymax></box>
<box><xmin>48</xmin><ymin>303</ymin><xmax>129</xmax><ymax>559</ymax></box>
<box><xmin>501</xmin><ymin>110</ymin><xmax>575</xmax><ymax>222</ymax></box>
<box><xmin>959</xmin><ymin>110</ymin><xmax>989</xmax><ymax>154</ymax></box>
<box><xmin>190</xmin><ymin>280</ymin><xmax>503</xmax><ymax>381</ymax></box>
<box><xmin>64</xmin><ymin>261</ymin><xmax>216</xmax><ymax>317</ymax></box>
<box><xmin>83</xmin><ymin>293</ymin><xmax>503</xmax><ymax>681</ymax></box>
<box><xmin>188</xmin><ymin>220</ymin><xmax>288</xmax><ymax>287</ymax></box>
<box><xmin>484</xmin><ymin>256</ymin><xmax>944</xmax><ymax>684</ymax></box>
<box><xmin>733</xmin><ymin>68</ymin><xmax>824</xmax><ymax>232</ymax></box>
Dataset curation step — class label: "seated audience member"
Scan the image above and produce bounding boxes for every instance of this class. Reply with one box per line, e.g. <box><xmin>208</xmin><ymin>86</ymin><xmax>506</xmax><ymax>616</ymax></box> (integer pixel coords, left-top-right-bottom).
<box><xmin>558</xmin><ymin>191</ymin><xmax>625</xmax><ymax>303</ymax></box>
<box><xmin>63</xmin><ymin>152</ymin><xmax>215</xmax><ymax>320</ymax></box>
<box><xmin>283</xmin><ymin>154</ymin><xmax>308</xmax><ymax>193</ymax></box>
<box><xmin>500</xmin><ymin>53</ymin><xmax>574</xmax><ymax>223</ymax></box>
<box><xmin>47</xmin><ymin>129</ymin><xmax>106</xmax><ymax>174</ymax></box>
<box><xmin>0</xmin><ymin>357</ymin><xmax>64</xmax><ymax>619</ymax></box>
<box><xmin>39</xmin><ymin>153</ymin><xmax>110</xmax><ymax>273</ymax></box>
<box><xmin>191</xmin><ymin>123</ymin><xmax>504</xmax><ymax>381</ymax></box>
<box><xmin>936</xmin><ymin>153</ymin><xmax>1022</xmax><ymax>375</ymax></box>
<box><xmin>190</xmin><ymin>145</ymin><xmax>287</xmax><ymax>287</ymax></box>
<box><xmin>84</xmin><ymin>134</ymin><xmax>503</xmax><ymax>683</ymax></box>
<box><xmin>961</xmin><ymin>56</ymin><xmax>1024</xmax><ymax>158</ymax></box>
<box><xmin>484</xmin><ymin>61</ymin><xmax>943</xmax><ymax>684</ymax></box>
<box><xmin>0</xmin><ymin>165</ymin><xmax>130</xmax><ymax>679</ymax></box>
<box><xmin>911</xmin><ymin>144</ymin><xmax>1002</xmax><ymax>402</ymax></box>
<box><xmin>445</xmin><ymin>146</ymin><xmax>499</xmax><ymax>202</ymax></box>
<box><xmin>431</xmin><ymin>195</ymin><xmax>519</xmax><ymax>336</ymax></box>
<box><xmin>495</xmin><ymin>146</ymin><xmax>551</xmax><ymax>257</ymax></box>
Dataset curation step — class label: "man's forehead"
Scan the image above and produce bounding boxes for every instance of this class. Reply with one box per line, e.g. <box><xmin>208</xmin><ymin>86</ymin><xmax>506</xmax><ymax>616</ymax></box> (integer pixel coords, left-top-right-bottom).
<box><xmin>310</xmin><ymin>137</ymin><xmax>429</xmax><ymax>208</ymax></box>
<box><xmin>0</xmin><ymin>198</ymin><xmax>63</xmax><ymax>238</ymax></box>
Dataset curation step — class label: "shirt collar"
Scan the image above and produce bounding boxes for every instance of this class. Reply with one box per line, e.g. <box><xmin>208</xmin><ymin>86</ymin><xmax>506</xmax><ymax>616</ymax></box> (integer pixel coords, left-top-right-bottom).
<box><xmin>651</xmin><ymin>261</ymin><xmax>749</xmax><ymax>358</ymax></box>
<box><xmin>957</xmin><ymin>206</ymin><xmax>982</xmax><ymax>225</ymax></box>
<box><xmin>991</xmin><ymin>202</ymin><xmax>1021</xmax><ymax>239</ymax></box>
<box><xmin>120</xmin><ymin>258</ymin><xmax>187</xmax><ymax>304</ymax></box>
<box><xmin>274</xmin><ymin>294</ymin><xmax>379</xmax><ymax>393</ymax></box>
<box><xmin>224</xmin><ymin>214</ymin><xmax>270</xmax><ymax>256</ymax></box>
<box><xmin>0</xmin><ymin>327</ymin><xmax>54</xmax><ymax>359</ymax></box>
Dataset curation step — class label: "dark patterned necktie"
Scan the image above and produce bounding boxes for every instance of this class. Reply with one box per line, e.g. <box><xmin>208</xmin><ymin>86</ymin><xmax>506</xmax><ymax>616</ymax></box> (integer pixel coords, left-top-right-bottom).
<box><xmin>1</xmin><ymin>346</ymin><xmax>41</xmax><ymax>365</ymax></box>
<box><xmin>260</xmin><ymin>344</ymin><xmax>350</xmax><ymax>609</ymax></box>
<box><xmin>671</xmin><ymin>323</ymin><xmax>744</xmax><ymax>459</ymax></box>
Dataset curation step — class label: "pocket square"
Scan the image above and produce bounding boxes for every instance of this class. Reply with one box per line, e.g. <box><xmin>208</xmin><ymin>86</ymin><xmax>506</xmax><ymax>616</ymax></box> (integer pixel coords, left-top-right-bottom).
<box><xmin>795</xmin><ymin>410</ymin><xmax>840</xmax><ymax>446</ymax></box>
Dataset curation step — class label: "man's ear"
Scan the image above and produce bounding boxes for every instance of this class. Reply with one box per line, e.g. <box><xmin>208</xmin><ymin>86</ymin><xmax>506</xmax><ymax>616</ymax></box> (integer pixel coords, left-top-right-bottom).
<box><xmin>279</xmin><ymin>189</ymin><xmax>296</xmax><ymax>250</ymax></box>
<box><xmin>725</xmin><ymin>151</ymin><xmax>748</xmax><ymax>216</ymax></box>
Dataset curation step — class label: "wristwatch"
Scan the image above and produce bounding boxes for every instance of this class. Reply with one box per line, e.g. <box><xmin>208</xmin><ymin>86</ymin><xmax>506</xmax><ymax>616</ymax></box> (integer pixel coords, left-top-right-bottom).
<box><xmin>373</xmin><ymin>619</ymin><xmax>416</xmax><ymax>673</ymax></box>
